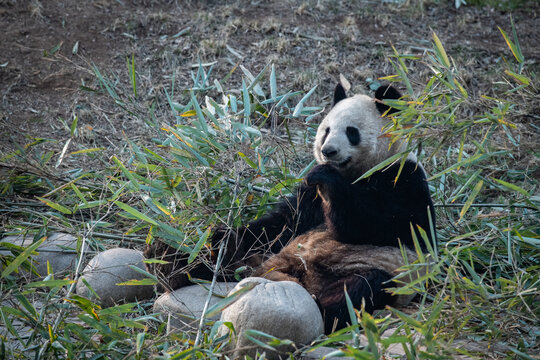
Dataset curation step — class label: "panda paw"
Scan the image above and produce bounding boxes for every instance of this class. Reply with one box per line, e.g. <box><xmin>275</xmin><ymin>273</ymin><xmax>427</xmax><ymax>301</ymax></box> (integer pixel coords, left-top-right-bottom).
<box><xmin>305</xmin><ymin>164</ymin><xmax>343</xmax><ymax>187</ymax></box>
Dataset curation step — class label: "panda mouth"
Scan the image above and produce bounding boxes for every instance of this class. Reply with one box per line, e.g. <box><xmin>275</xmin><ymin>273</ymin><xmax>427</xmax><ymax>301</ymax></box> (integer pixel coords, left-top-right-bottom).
<box><xmin>337</xmin><ymin>157</ymin><xmax>351</xmax><ymax>168</ymax></box>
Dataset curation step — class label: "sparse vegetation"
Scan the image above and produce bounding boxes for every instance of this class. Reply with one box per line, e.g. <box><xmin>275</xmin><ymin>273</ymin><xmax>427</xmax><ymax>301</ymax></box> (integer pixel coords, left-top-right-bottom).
<box><xmin>1</xmin><ymin>1</ymin><xmax>538</xmax><ymax>359</ymax></box>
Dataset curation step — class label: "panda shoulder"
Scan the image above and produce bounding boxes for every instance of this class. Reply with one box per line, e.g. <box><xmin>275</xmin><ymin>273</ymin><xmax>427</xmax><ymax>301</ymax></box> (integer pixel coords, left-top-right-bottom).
<box><xmin>402</xmin><ymin>152</ymin><xmax>429</xmax><ymax>181</ymax></box>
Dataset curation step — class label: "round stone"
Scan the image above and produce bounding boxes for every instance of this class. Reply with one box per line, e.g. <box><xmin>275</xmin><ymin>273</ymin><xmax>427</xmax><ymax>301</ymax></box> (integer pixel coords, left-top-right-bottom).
<box><xmin>76</xmin><ymin>248</ymin><xmax>154</xmax><ymax>307</ymax></box>
<box><xmin>0</xmin><ymin>232</ymin><xmax>85</xmax><ymax>279</ymax></box>
<box><xmin>219</xmin><ymin>277</ymin><xmax>324</xmax><ymax>359</ymax></box>
<box><xmin>153</xmin><ymin>282</ymin><xmax>238</xmax><ymax>333</ymax></box>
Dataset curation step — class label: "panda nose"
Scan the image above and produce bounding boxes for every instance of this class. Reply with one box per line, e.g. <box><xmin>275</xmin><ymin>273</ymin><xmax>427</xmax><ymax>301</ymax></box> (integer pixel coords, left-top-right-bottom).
<box><xmin>322</xmin><ymin>146</ymin><xmax>338</xmax><ymax>158</ymax></box>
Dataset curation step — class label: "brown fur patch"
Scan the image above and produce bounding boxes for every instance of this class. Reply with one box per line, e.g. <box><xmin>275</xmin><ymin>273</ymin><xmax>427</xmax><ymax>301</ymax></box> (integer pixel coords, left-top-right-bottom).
<box><xmin>253</xmin><ymin>228</ymin><xmax>418</xmax><ymax>304</ymax></box>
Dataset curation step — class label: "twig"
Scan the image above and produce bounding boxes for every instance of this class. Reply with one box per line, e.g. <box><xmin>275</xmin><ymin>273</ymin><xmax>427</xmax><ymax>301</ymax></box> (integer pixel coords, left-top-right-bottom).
<box><xmin>37</xmin><ymin>209</ymin><xmax>111</xmax><ymax>359</ymax></box>
<box><xmin>193</xmin><ymin>175</ymin><xmax>241</xmax><ymax>347</ymax></box>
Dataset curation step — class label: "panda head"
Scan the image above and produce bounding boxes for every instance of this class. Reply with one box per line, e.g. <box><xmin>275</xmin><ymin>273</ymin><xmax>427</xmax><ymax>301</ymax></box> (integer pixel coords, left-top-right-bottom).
<box><xmin>313</xmin><ymin>84</ymin><xmax>403</xmax><ymax>179</ymax></box>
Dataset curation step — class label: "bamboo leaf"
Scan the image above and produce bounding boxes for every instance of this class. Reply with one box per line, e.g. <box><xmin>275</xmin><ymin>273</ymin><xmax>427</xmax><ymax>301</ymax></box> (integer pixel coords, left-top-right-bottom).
<box><xmin>204</xmin><ymin>282</ymin><xmax>256</xmax><ymax>318</ymax></box>
<box><xmin>25</xmin><ymin>279</ymin><xmax>76</xmax><ymax>288</ymax></box>
<box><xmin>70</xmin><ymin>147</ymin><xmax>105</xmax><ymax>155</ymax></box>
<box><xmin>70</xmin><ymin>116</ymin><xmax>78</xmax><ymax>137</ymax></box>
<box><xmin>459</xmin><ymin>180</ymin><xmax>483</xmax><ymax>222</ymax></box>
<box><xmin>356</xmin><ymin>151</ymin><xmax>409</xmax><ymax>182</ymax></box>
<box><xmin>116</xmin><ymin>278</ymin><xmax>158</xmax><ymax>286</ymax></box>
<box><xmin>36</xmin><ymin>196</ymin><xmax>73</xmax><ymax>214</ymax></box>
<box><xmin>270</xmin><ymin>63</ymin><xmax>277</xmax><ymax>99</ymax></box>
<box><xmin>238</xmin><ymin>152</ymin><xmax>258</xmax><ymax>169</ymax></box>
<box><xmin>136</xmin><ymin>332</ymin><xmax>145</xmax><ymax>355</ymax></box>
<box><xmin>114</xmin><ymin>201</ymin><xmax>159</xmax><ymax>226</ymax></box>
<box><xmin>2</xmin><ymin>237</ymin><xmax>45</xmax><ymax>278</ymax></box>
<box><xmin>498</xmin><ymin>26</ymin><xmax>523</xmax><ymax>64</ymax></box>
<box><xmin>432</xmin><ymin>32</ymin><xmax>450</xmax><ymax>68</ymax></box>
<box><xmin>504</xmin><ymin>70</ymin><xmax>530</xmax><ymax>85</ymax></box>
<box><xmin>243</xmin><ymin>63</ymin><xmax>269</xmax><ymax>97</ymax></box>
<box><xmin>180</xmin><ymin>109</ymin><xmax>197</xmax><ymax>117</ymax></box>
<box><xmin>242</xmin><ymin>78</ymin><xmax>251</xmax><ymax>125</ymax></box>
<box><xmin>293</xmin><ymin>85</ymin><xmax>317</xmax><ymax>117</ymax></box>
<box><xmin>190</xmin><ymin>91</ymin><xmax>209</xmax><ymax>133</ymax></box>
<box><xmin>344</xmin><ymin>285</ymin><xmax>358</xmax><ymax>328</ymax></box>
<box><xmin>187</xmin><ymin>228</ymin><xmax>211</xmax><ymax>264</ymax></box>
<box><xmin>127</xmin><ymin>53</ymin><xmax>137</xmax><ymax>97</ymax></box>
<box><xmin>111</xmin><ymin>155</ymin><xmax>140</xmax><ymax>191</ymax></box>
<box><xmin>491</xmin><ymin>177</ymin><xmax>530</xmax><ymax>197</ymax></box>
<box><xmin>428</xmin><ymin>153</ymin><xmax>486</xmax><ymax>181</ymax></box>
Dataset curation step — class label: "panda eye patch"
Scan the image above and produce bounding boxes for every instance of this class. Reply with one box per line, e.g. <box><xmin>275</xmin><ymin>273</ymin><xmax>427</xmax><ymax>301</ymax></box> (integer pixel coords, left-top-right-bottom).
<box><xmin>321</xmin><ymin>127</ymin><xmax>330</xmax><ymax>144</ymax></box>
<box><xmin>346</xmin><ymin>127</ymin><xmax>360</xmax><ymax>145</ymax></box>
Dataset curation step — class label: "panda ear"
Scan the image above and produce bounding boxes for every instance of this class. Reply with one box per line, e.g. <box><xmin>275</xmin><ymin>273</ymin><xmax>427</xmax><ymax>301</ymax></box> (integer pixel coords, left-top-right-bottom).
<box><xmin>374</xmin><ymin>85</ymin><xmax>402</xmax><ymax>115</ymax></box>
<box><xmin>333</xmin><ymin>83</ymin><xmax>347</xmax><ymax>107</ymax></box>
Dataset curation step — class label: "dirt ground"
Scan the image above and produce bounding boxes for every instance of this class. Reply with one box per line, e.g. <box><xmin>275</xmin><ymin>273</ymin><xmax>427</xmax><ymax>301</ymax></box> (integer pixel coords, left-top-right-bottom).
<box><xmin>0</xmin><ymin>0</ymin><xmax>538</xmax><ymax>160</ymax></box>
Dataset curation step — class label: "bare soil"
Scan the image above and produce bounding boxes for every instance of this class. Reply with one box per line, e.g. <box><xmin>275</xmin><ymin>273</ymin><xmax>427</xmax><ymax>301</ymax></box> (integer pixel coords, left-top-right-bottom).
<box><xmin>0</xmin><ymin>0</ymin><xmax>538</xmax><ymax>160</ymax></box>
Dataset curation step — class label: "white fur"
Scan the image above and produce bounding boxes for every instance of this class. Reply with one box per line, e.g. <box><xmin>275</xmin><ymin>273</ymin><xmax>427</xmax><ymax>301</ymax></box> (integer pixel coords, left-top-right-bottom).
<box><xmin>313</xmin><ymin>94</ymin><xmax>403</xmax><ymax>179</ymax></box>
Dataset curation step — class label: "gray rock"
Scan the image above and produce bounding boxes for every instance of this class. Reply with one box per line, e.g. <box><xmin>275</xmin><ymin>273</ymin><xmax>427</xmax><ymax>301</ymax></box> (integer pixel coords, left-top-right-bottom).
<box><xmin>219</xmin><ymin>277</ymin><xmax>324</xmax><ymax>360</ymax></box>
<box><xmin>76</xmin><ymin>248</ymin><xmax>154</xmax><ymax>307</ymax></box>
<box><xmin>300</xmin><ymin>346</ymin><xmax>354</xmax><ymax>360</ymax></box>
<box><xmin>153</xmin><ymin>282</ymin><xmax>238</xmax><ymax>333</ymax></box>
<box><xmin>0</xmin><ymin>232</ymin><xmax>85</xmax><ymax>279</ymax></box>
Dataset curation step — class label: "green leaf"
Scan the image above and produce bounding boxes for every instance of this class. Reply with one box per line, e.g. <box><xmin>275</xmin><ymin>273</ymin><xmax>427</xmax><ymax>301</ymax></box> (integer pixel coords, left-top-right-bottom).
<box><xmin>432</xmin><ymin>32</ymin><xmax>450</xmax><ymax>68</ymax></box>
<box><xmin>270</xmin><ymin>63</ymin><xmax>277</xmax><ymax>99</ymax></box>
<box><xmin>244</xmin><ymin>329</ymin><xmax>292</xmax><ymax>350</ymax></box>
<box><xmin>45</xmin><ymin>41</ymin><xmax>63</xmax><ymax>57</ymax></box>
<box><xmin>114</xmin><ymin>201</ymin><xmax>158</xmax><ymax>226</ymax></box>
<box><xmin>293</xmin><ymin>85</ymin><xmax>317</xmax><ymax>117</ymax></box>
<box><xmin>36</xmin><ymin>196</ymin><xmax>73</xmax><ymax>214</ymax></box>
<box><xmin>344</xmin><ymin>285</ymin><xmax>358</xmax><ymax>328</ymax></box>
<box><xmin>191</xmin><ymin>90</ymin><xmax>208</xmax><ymax>133</ymax></box>
<box><xmin>127</xmin><ymin>53</ymin><xmax>137</xmax><ymax>97</ymax></box>
<box><xmin>238</xmin><ymin>152</ymin><xmax>258</xmax><ymax>169</ymax></box>
<box><xmin>459</xmin><ymin>180</ymin><xmax>483</xmax><ymax>222</ymax></box>
<box><xmin>187</xmin><ymin>228</ymin><xmax>210</xmax><ymax>264</ymax></box>
<box><xmin>428</xmin><ymin>153</ymin><xmax>486</xmax><ymax>181</ymax></box>
<box><xmin>111</xmin><ymin>155</ymin><xmax>140</xmax><ymax>191</ymax></box>
<box><xmin>70</xmin><ymin>147</ymin><xmax>105</xmax><ymax>155</ymax></box>
<box><xmin>143</xmin><ymin>258</ymin><xmax>169</xmax><ymax>265</ymax></box>
<box><xmin>136</xmin><ymin>332</ymin><xmax>145</xmax><ymax>355</ymax></box>
<box><xmin>70</xmin><ymin>116</ymin><xmax>78</xmax><ymax>137</ymax></box>
<box><xmin>116</xmin><ymin>278</ymin><xmax>158</xmax><ymax>286</ymax></box>
<box><xmin>243</xmin><ymin>63</ymin><xmax>269</xmax><ymax>97</ymax></box>
<box><xmin>204</xmin><ymin>282</ymin><xmax>256</xmax><ymax>318</ymax></box>
<box><xmin>0</xmin><ymin>307</ymin><xmax>23</xmax><ymax>342</ymax></box>
<box><xmin>504</xmin><ymin>70</ymin><xmax>530</xmax><ymax>85</ymax></box>
<box><xmin>242</xmin><ymin>78</ymin><xmax>251</xmax><ymax>125</ymax></box>
<box><xmin>498</xmin><ymin>25</ymin><xmax>523</xmax><ymax>64</ymax></box>
<box><xmin>355</xmin><ymin>150</ymin><xmax>409</xmax><ymax>182</ymax></box>
<box><xmin>491</xmin><ymin>177</ymin><xmax>530</xmax><ymax>197</ymax></box>
<box><xmin>2</xmin><ymin>236</ymin><xmax>45</xmax><ymax>278</ymax></box>
<box><xmin>25</xmin><ymin>279</ymin><xmax>76</xmax><ymax>288</ymax></box>
<box><xmin>78</xmin><ymin>199</ymin><xmax>108</xmax><ymax>210</ymax></box>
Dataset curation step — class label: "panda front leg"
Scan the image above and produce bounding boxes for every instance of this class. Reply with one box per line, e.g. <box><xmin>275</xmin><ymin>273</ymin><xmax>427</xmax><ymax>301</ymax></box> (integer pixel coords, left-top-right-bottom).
<box><xmin>305</xmin><ymin>164</ymin><xmax>362</xmax><ymax>244</ymax></box>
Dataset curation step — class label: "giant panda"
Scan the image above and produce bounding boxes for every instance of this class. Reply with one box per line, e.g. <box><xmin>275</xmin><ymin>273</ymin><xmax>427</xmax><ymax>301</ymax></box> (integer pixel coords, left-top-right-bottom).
<box><xmin>248</xmin><ymin>84</ymin><xmax>435</xmax><ymax>333</ymax></box>
<box><xmin>145</xmin><ymin>83</ymin><xmax>436</xmax><ymax>332</ymax></box>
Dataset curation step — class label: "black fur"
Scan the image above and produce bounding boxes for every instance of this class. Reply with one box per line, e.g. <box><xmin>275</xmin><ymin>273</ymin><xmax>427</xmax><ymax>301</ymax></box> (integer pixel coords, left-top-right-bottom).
<box><xmin>219</xmin><ymin>158</ymin><xmax>434</xmax><ymax>263</ymax></box>
<box><xmin>333</xmin><ymin>83</ymin><xmax>347</xmax><ymax>106</ymax></box>
<box><xmin>375</xmin><ymin>85</ymin><xmax>402</xmax><ymax>115</ymax></box>
<box><xmin>305</xmin><ymin>161</ymin><xmax>434</xmax><ymax>250</ymax></box>
<box><xmin>319</xmin><ymin>268</ymin><xmax>395</xmax><ymax>334</ymax></box>
<box><xmin>346</xmin><ymin>126</ymin><xmax>360</xmax><ymax>146</ymax></box>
